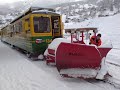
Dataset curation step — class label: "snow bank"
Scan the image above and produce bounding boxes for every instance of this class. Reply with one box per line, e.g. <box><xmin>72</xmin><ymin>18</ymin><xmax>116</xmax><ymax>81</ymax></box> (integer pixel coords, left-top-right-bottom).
<box><xmin>60</xmin><ymin>68</ymin><xmax>99</xmax><ymax>78</ymax></box>
<box><xmin>96</xmin><ymin>57</ymin><xmax>108</xmax><ymax>80</ymax></box>
<box><xmin>99</xmin><ymin>39</ymin><xmax>113</xmax><ymax>48</ymax></box>
<box><xmin>62</xmin><ymin>15</ymin><xmax>66</xmax><ymax>23</ymax></box>
<box><xmin>106</xmin><ymin>76</ymin><xmax>120</xmax><ymax>88</ymax></box>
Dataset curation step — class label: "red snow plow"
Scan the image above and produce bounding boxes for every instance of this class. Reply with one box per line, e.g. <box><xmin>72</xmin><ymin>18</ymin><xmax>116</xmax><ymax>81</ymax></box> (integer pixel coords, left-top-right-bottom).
<box><xmin>45</xmin><ymin>28</ymin><xmax>112</xmax><ymax>79</ymax></box>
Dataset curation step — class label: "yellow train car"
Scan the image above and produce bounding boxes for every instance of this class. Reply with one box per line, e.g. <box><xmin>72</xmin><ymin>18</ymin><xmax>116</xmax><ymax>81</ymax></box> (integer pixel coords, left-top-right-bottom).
<box><xmin>1</xmin><ymin>7</ymin><xmax>63</xmax><ymax>58</ymax></box>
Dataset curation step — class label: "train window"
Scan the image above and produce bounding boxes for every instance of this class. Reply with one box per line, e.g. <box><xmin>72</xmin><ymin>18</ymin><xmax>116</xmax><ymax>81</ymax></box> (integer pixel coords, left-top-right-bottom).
<box><xmin>33</xmin><ymin>17</ymin><xmax>50</xmax><ymax>33</ymax></box>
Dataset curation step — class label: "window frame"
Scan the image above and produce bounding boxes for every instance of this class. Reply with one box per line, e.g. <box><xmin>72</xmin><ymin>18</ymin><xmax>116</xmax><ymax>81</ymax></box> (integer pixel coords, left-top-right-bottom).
<box><xmin>33</xmin><ymin>16</ymin><xmax>51</xmax><ymax>33</ymax></box>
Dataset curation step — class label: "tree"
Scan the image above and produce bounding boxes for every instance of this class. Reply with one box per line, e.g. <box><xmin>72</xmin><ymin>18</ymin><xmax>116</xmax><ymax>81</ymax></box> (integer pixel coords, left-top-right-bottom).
<box><xmin>114</xmin><ymin>0</ymin><xmax>120</xmax><ymax>12</ymax></box>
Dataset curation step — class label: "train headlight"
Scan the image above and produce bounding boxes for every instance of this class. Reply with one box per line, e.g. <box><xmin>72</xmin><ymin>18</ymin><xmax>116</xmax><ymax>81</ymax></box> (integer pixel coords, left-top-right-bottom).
<box><xmin>36</xmin><ymin>39</ymin><xmax>42</xmax><ymax>44</ymax></box>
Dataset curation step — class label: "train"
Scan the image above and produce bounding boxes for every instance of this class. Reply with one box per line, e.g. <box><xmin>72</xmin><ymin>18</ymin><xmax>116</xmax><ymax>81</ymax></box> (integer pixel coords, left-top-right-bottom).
<box><xmin>1</xmin><ymin>7</ymin><xmax>63</xmax><ymax>59</ymax></box>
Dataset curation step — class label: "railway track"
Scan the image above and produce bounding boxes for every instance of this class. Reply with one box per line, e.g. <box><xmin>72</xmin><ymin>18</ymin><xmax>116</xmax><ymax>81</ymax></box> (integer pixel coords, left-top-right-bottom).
<box><xmin>86</xmin><ymin>79</ymin><xmax>120</xmax><ymax>90</ymax></box>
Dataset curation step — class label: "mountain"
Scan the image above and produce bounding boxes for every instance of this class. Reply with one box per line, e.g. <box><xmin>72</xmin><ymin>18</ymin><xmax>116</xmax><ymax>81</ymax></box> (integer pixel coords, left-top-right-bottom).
<box><xmin>0</xmin><ymin>0</ymin><xmax>120</xmax><ymax>28</ymax></box>
<box><xmin>55</xmin><ymin>0</ymin><xmax>120</xmax><ymax>23</ymax></box>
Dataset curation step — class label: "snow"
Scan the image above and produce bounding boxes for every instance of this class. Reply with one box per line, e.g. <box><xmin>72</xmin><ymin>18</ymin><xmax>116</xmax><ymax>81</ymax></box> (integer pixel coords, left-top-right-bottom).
<box><xmin>83</xmin><ymin>4</ymin><xmax>97</xmax><ymax>9</ymax></box>
<box><xmin>38</xmin><ymin>54</ymin><xmax>44</xmax><ymax>59</ymax></box>
<box><xmin>68</xmin><ymin>15</ymin><xmax>80</xmax><ymax>19</ymax></box>
<box><xmin>64</xmin><ymin>14</ymin><xmax>120</xmax><ymax>49</ymax></box>
<box><xmin>99</xmin><ymin>10</ymin><xmax>116</xmax><ymax>16</ymax></box>
<box><xmin>99</xmin><ymin>39</ymin><xmax>113</xmax><ymax>48</ymax></box>
<box><xmin>75</xmin><ymin>9</ymin><xmax>79</xmax><ymax>12</ymax></box>
<box><xmin>56</xmin><ymin>7</ymin><xmax>61</xmax><ymax>11</ymax></box>
<box><xmin>75</xmin><ymin>0</ymin><xmax>85</xmax><ymax>1</ymax></box>
<box><xmin>64</xmin><ymin>13</ymin><xmax>120</xmax><ymax>86</ymax></box>
<box><xmin>32</xmin><ymin>10</ymin><xmax>56</xmax><ymax>14</ymax></box>
<box><xmin>0</xmin><ymin>41</ymin><xmax>118</xmax><ymax>90</ymax></box>
<box><xmin>62</xmin><ymin>14</ymin><xmax>66</xmax><ymax>23</ymax></box>
<box><xmin>0</xmin><ymin>11</ymin><xmax>120</xmax><ymax>90</ymax></box>
<box><xmin>106</xmin><ymin>76</ymin><xmax>120</xmax><ymax>88</ymax></box>
<box><xmin>97</xmin><ymin>0</ymin><xmax>103</xmax><ymax>3</ymax></box>
<box><xmin>96</xmin><ymin>57</ymin><xmax>107</xmax><ymax>80</ymax></box>
<box><xmin>60</xmin><ymin>69</ymin><xmax>99</xmax><ymax>78</ymax></box>
<box><xmin>0</xmin><ymin>42</ymin><xmax>70</xmax><ymax>90</ymax></box>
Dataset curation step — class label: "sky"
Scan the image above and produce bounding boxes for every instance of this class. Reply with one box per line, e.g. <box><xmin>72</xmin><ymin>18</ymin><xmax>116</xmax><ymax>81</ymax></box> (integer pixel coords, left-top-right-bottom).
<box><xmin>0</xmin><ymin>0</ymin><xmax>59</xmax><ymax>4</ymax></box>
<box><xmin>26</xmin><ymin>0</ymin><xmax>84</xmax><ymax>7</ymax></box>
<box><xmin>0</xmin><ymin>0</ymin><xmax>85</xmax><ymax>8</ymax></box>
<box><xmin>0</xmin><ymin>0</ymin><xmax>83</xmax><ymax>12</ymax></box>
<box><xmin>0</xmin><ymin>0</ymin><xmax>25</xmax><ymax>4</ymax></box>
<box><xmin>0</xmin><ymin>0</ymin><xmax>82</xmax><ymax>4</ymax></box>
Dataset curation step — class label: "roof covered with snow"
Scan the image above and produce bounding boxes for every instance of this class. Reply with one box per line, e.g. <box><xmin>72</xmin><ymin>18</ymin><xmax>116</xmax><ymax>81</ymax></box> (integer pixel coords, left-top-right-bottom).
<box><xmin>10</xmin><ymin>7</ymin><xmax>57</xmax><ymax>24</ymax></box>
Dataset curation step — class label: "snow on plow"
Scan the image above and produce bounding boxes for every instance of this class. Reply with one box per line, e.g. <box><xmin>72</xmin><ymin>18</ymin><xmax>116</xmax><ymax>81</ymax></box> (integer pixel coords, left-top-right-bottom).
<box><xmin>45</xmin><ymin>28</ymin><xmax>112</xmax><ymax>79</ymax></box>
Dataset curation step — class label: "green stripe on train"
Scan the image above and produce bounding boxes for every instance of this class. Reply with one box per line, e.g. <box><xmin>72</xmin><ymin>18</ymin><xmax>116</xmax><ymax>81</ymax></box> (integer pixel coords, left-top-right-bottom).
<box><xmin>30</xmin><ymin>36</ymin><xmax>52</xmax><ymax>54</ymax></box>
<box><xmin>2</xmin><ymin>35</ymin><xmax>52</xmax><ymax>55</ymax></box>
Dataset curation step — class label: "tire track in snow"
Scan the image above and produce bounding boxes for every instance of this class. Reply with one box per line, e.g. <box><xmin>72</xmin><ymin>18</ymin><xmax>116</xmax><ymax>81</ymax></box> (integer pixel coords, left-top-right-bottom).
<box><xmin>86</xmin><ymin>79</ymin><xmax>119</xmax><ymax>90</ymax></box>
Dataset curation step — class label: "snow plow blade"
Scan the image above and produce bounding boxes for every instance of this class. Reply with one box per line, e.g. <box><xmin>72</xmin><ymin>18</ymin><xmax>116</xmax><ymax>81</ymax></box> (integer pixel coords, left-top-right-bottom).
<box><xmin>56</xmin><ymin>43</ymin><xmax>111</xmax><ymax>78</ymax></box>
<box><xmin>98</xmin><ymin>48</ymin><xmax>111</xmax><ymax>58</ymax></box>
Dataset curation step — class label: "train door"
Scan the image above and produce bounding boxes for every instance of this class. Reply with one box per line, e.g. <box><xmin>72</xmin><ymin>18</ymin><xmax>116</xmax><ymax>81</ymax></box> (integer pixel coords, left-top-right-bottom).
<box><xmin>24</xmin><ymin>18</ymin><xmax>31</xmax><ymax>41</ymax></box>
<box><xmin>51</xmin><ymin>16</ymin><xmax>62</xmax><ymax>39</ymax></box>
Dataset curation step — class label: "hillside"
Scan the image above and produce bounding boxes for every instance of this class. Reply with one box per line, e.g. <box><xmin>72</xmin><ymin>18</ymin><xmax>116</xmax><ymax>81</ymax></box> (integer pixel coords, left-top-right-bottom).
<box><xmin>56</xmin><ymin>0</ymin><xmax>120</xmax><ymax>23</ymax></box>
<box><xmin>0</xmin><ymin>0</ymin><xmax>120</xmax><ymax>28</ymax></box>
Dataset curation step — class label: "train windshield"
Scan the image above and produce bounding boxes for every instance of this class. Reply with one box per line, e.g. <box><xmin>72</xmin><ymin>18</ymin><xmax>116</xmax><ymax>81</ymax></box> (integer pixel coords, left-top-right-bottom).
<box><xmin>33</xmin><ymin>17</ymin><xmax>50</xmax><ymax>33</ymax></box>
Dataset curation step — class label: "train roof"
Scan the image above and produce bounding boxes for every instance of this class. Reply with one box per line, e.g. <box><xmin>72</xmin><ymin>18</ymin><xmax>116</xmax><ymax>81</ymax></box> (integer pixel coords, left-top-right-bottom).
<box><xmin>1</xmin><ymin>24</ymin><xmax>10</xmax><ymax>30</ymax></box>
<box><xmin>10</xmin><ymin>7</ymin><xmax>58</xmax><ymax>24</ymax></box>
<box><xmin>32</xmin><ymin>10</ymin><xmax>60</xmax><ymax>15</ymax></box>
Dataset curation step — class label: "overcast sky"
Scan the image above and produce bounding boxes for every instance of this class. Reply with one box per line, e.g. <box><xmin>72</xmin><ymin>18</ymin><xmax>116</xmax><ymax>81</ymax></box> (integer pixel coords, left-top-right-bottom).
<box><xmin>0</xmin><ymin>0</ymin><xmax>25</xmax><ymax>4</ymax></box>
<box><xmin>27</xmin><ymin>0</ymin><xmax>84</xmax><ymax>7</ymax></box>
<box><xmin>0</xmin><ymin>0</ymin><xmax>85</xmax><ymax>7</ymax></box>
<box><xmin>0</xmin><ymin>0</ymin><xmax>82</xmax><ymax>5</ymax></box>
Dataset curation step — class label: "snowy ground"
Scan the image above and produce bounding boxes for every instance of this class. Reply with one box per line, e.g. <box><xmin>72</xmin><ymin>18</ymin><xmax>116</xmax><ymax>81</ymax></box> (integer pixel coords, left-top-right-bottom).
<box><xmin>0</xmin><ymin>41</ymin><xmax>118</xmax><ymax>90</ymax></box>
<box><xmin>0</xmin><ymin>13</ymin><xmax>120</xmax><ymax>90</ymax></box>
